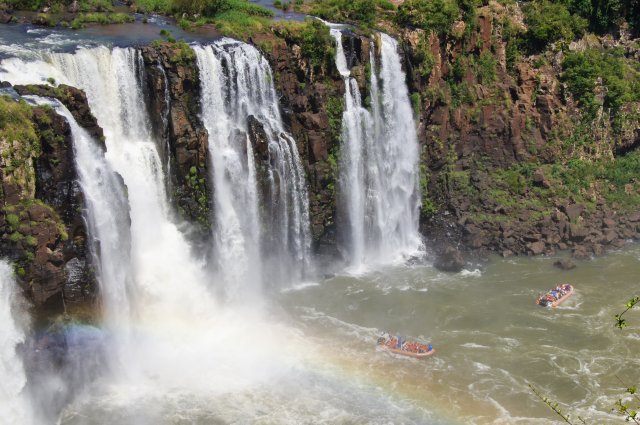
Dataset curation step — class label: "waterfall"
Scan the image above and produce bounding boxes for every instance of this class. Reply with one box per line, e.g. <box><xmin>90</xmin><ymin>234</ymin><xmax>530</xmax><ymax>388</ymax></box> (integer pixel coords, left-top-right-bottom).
<box><xmin>0</xmin><ymin>40</ymin><xmax>313</xmax><ymax>399</ymax></box>
<box><xmin>41</xmin><ymin>47</ymin><xmax>213</xmax><ymax>327</ymax></box>
<box><xmin>328</xmin><ymin>26</ymin><xmax>422</xmax><ymax>268</ymax></box>
<box><xmin>28</xmin><ymin>96</ymin><xmax>133</xmax><ymax>344</ymax></box>
<box><xmin>194</xmin><ymin>40</ymin><xmax>311</xmax><ymax>295</ymax></box>
<box><xmin>0</xmin><ymin>260</ymin><xmax>32</xmax><ymax>425</ymax></box>
<box><xmin>0</xmin><ymin>47</ymin><xmax>218</xmax><ymax>382</ymax></box>
<box><xmin>368</xmin><ymin>34</ymin><xmax>422</xmax><ymax>260</ymax></box>
<box><xmin>329</xmin><ymin>26</ymin><xmax>372</xmax><ymax>267</ymax></box>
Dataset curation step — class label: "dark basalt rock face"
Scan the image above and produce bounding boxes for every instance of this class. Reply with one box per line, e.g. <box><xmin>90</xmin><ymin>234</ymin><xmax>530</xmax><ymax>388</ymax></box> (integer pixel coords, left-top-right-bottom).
<box><xmin>252</xmin><ymin>28</ymin><xmax>372</xmax><ymax>259</ymax></box>
<box><xmin>399</xmin><ymin>4</ymin><xmax>640</xmax><ymax>259</ymax></box>
<box><xmin>13</xmin><ymin>84</ymin><xmax>104</xmax><ymax>143</ymax></box>
<box><xmin>0</xmin><ymin>88</ymin><xmax>101</xmax><ymax>308</ymax></box>
<box><xmin>139</xmin><ymin>43</ymin><xmax>212</xmax><ymax>234</ymax></box>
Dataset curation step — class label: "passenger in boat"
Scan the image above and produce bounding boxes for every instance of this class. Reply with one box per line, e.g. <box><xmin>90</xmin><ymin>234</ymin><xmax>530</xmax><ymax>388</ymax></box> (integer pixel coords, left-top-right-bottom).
<box><xmin>397</xmin><ymin>335</ymin><xmax>405</xmax><ymax>349</ymax></box>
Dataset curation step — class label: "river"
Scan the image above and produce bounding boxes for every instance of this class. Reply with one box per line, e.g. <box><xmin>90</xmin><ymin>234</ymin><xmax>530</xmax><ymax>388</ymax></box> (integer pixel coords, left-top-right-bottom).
<box><xmin>47</xmin><ymin>247</ymin><xmax>639</xmax><ymax>424</ymax></box>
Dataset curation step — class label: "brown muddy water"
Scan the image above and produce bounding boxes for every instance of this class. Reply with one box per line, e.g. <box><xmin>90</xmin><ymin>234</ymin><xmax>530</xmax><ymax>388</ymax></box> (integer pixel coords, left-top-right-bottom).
<box><xmin>57</xmin><ymin>247</ymin><xmax>639</xmax><ymax>425</ymax></box>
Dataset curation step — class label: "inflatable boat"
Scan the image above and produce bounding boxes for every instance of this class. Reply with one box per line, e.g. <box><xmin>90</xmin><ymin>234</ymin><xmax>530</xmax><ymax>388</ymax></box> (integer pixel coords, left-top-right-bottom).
<box><xmin>377</xmin><ymin>334</ymin><xmax>435</xmax><ymax>358</ymax></box>
<box><xmin>536</xmin><ymin>283</ymin><xmax>574</xmax><ymax>307</ymax></box>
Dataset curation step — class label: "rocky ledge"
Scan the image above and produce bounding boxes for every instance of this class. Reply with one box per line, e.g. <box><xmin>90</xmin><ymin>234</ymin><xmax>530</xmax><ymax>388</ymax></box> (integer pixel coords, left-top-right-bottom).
<box><xmin>0</xmin><ymin>84</ymin><xmax>104</xmax><ymax>312</ymax></box>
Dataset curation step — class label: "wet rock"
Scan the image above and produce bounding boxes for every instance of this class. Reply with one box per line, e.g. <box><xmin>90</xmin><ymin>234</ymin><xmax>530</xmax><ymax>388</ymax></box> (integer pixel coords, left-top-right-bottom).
<box><xmin>572</xmin><ymin>246</ymin><xmax>590</xmax><ymax>260</ymax></box>
<box><xmin>603</xmin><ymin>230</ymin><xmax>618</xmax><ymax>243</ymax></box>
<box><xmin>569</xmin><ymin>223</ymin><xmax>588</xmax><ymax>241</ymax></box>
<box><xmin>247</xmin><ymin>115</ymin><xmax>269</xmax><ymax>161</ymax></box>
<box><xmin>553</xmin><ymin>259</ymin><xmax>576</xmax><ymax>270</ymax></box>
<box><xmin>0</xmin><ymin>9</ymin><xmax>13</xmax><ymax>24</ymax></box>
<box><xmin>13</xmin><ymin>84</ymin><xmax>104</xmax><ymax>143</ymax></box>
<box><xmin>527</xmin><ymin>241</ymin><xmax>545</xmax><ymax>255</ymax></box>
<box><xmin>0</xmin><ymin>94</ymin><xmax>99</xmax><ymax>309</ymax></box>
<box><xmin>434</xmin><ymin>245</ymin><xmax>465</xmax><ymax>272</ymax></box>
<box><xmin>140</xmin><ymin>42</ymin><xmax>211</xmax><ymax>233</ymax></box>
<box><xmin>592</xmin><ymin>244</ymin><xmax>605</xmax><ymax>256</ymax></box>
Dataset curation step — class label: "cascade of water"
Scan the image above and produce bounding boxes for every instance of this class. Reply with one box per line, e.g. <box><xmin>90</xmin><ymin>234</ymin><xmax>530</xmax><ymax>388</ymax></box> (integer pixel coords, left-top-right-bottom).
<box><xmin>29</xmin><ymin>97</ymin><xmax>133</xmax><ymax>342</ymax></box>
<box><xmin>0</xmin><ymin>47</ymin><xmax>217</xmax><ymax>381</ymax></box>
<box><xmin>4</xmin><ymin>45</ymin><xmax>311</xmax><ymax>397</ymax></box>
<box><xmin>369</xmin><ymin>33</ymin><xmax>422</xmax><ymax>260</ymax></box>
<box><xmin>328</xmin><ymin>27</ymin><xmax>372</xmax><ymax>267</ymax></box>
<box><xmin>0</xmin><ymin>260</ymin><xmax>32</xmax><ymax>425</ymax></box>
<box><xmin>194</xmin><ymin>40</ymin><xmax>311</xmax><ymax>295</ymax></box>
<box><xmin>44</xmin><ymin>47</ymin><xmax>212</xmax><ymax>321</ymax></box>
<box><xmin>328</xmin><ymin>26</ymin><xmax>422</xmax><ymax>268</ymax></box>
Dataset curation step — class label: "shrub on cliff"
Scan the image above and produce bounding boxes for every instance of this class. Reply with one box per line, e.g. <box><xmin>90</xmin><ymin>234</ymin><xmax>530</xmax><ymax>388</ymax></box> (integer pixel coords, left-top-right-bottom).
<box><xmin>395</xmin><ymin>0</ymin><xmax>459</xmax><ymax>36</ymax></box>
<box><xmin>308</xmin><ymin>0</ymin><xmax>394</xmax><ymax>28</ymax></box>
<box><xmin>274</xmin><ymin>19</ymin><xmax>335</xmax><ymax>73</ymax></box>
<box><xmin>562</xmin><ymin>47</ymin><xmax>640</xmax><ymax>118</ymax></box>
<box><xmin>559</xmin><ymin>0</ymin><xmax>640</xmax><ymax>35</ymax></box>
<box><xmin>523</xmin><ymin>0</ymin><xmax>587</xmax><ymax>51</ymax></box>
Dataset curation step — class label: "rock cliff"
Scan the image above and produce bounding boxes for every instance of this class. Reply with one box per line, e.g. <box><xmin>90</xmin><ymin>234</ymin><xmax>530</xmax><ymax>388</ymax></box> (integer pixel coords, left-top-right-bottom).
<box><xmin>0</xmin><ymin>86</ymin><xmax>101</xmax><ymax>311</ymax></box>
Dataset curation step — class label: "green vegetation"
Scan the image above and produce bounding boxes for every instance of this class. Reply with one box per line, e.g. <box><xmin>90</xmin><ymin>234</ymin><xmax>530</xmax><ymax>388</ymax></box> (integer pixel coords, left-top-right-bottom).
<box><xmin>275</xmin><ymin>19</ymin><xmax>335</xmax><ymax>71</ymax></box>
<box><xmin>173</xmin><ymin>0</ymin><xmax>273</xmax><ymax>17</ymax></box>
<box><xmin>307</xmin><ymin>0</ymin><xmax>395</xmax><ymax>29</ymax></box>
<box><xmin>70</xmin><ymin>12</ymin><xmax>134</xmax><ymax>29</ymax></box>
<box><xmin>0</xmin><ymin>96</ymin><xmax>39</xmax><ymax>148</ymax></box>
<box><xmin>476</xmin><ymin>51</ymin><xmax>496</xmax><ymax>84</ymax></box>
<box><xmin>168</xmin><ymin>40</ymin><xmax>196</xmax><ymax>64</ymax></box>
<box><xmin>616</xmin><ymin>296</ymin><xmax>639</xmax><ymax>330</ymax></box>
<box><xmin>523</xmin><ymin>0</ymin><xmax>587</xmax><ymax>51</ymax></box>
<box><xmin>211</xmin><ymin>10</ymin><xmax>270</xmax><ymax>39</ymax></box>
<box><xmin>560</xmin><ymin>0</ymin><xmax>640</xmax><ymax>34</ymax></box>
<box><xmin>396</xmin><ymin>0</ymin><xmax>459</xmax><ymax>36</ymax></box>
<box><xmin>5</xmin><ymin>0</ymin><xmax>113</xmax><ymax>12</ymax></box>
<box><xmin>131</xmin><ymin>0</ymin><xmax>172</xmax><ymax>13</ymax></box>
<box><xmin>326</xmin><ymin>95</ymin><xmax>344</xmax><ymax>143</ymax></box>
<box><xmin>487</xmin><ymin>149</ymin><xmax>640</xmax><ymax>214</ymax></box>
<box><xmin>412</xmin><ymin>33</ymin><xmax>436</xmax><ymax>78</ymax></box>
<box><xmin>562</xmin><ymin>48</ymin><xmax>640</xmax><ymax>119</ymax></box>
<box><xmin>410</xmin><ymin>92</ymin><xmax>421</xmax><ymax>117</ymax></box>
<box><xmin>184</xmin><ymin>164</ymin><xmax>211</xmax><ymax>229</ymax></box>
<box><xmin>165</xmin><ymin>0</ymin><xmax>274</xmax><ymax>40</ymax></box>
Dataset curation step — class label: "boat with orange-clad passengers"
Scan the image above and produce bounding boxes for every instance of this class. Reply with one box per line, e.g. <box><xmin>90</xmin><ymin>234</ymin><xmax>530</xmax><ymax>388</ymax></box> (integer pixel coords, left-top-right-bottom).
<box><xmin>536</xmin><ymin>283</ymin><xmax>574</xmax><ymax>307</ymax></box>
<box><xmin>377</xmin><ymin>333</ymin><xmax>435</xmax><ymax>358</ymax></box>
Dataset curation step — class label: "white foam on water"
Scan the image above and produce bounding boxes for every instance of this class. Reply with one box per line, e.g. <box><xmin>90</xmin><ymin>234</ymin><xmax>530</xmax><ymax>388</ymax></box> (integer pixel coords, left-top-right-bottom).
<box><xmin>280</xmin><ymin>281</ymin><xmax>321</xmax><ymax>293</ymax></box>
<box><xmin>460</xmin><ymin>268</ymin><xmax>483</xmax><ymax>277</ymax></box>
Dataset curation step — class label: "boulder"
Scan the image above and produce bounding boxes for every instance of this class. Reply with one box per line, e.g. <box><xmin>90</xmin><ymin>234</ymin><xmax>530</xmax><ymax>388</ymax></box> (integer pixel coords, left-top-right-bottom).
<box><xmin>434</xmin><ymin>245</ymin><xmax>465</xmax><ymax>272</ymax></box>
<box><xmin>527</xmin><ymin>241</ymin><xmax>545</xmax><ymax>255</ymax></box>
<box><xmin>553</xmin><ymin>259</ymin><xmax>576</xmax><ymax>270</ymax></box>
<box><xmin>532</xmin><ymin>168</ymin><xmax>551</xmax><ymax>189</ymax></box>
<box><xmin>569</xmin><ymin>223</ymin><xmax>588</xmax><ymax>241</ymax></box>
<box><xmin>572</xmin><ymin>246</ymin><xmax>590</xmax><ymax>260</ymax></box>
<box><xmin>563</xmin><ymin>203</ymin><xmax>585</xmax><ymax>221</ymax></box>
